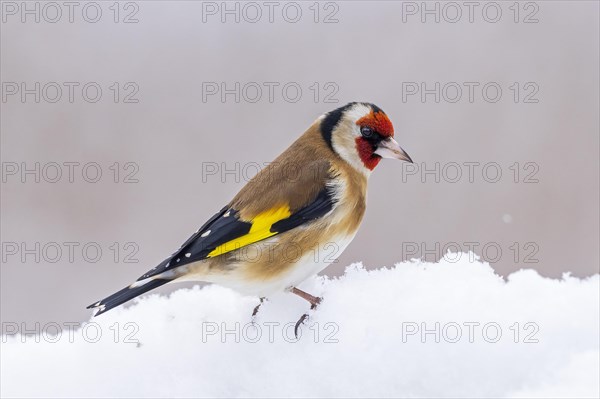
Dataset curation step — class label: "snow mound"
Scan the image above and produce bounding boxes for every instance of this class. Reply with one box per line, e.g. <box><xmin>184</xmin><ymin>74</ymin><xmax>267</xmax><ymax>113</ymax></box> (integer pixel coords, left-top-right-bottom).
<box><xmin>2</xmin><ymin>253</ymin><xmax>599</xmax><ymax>398</ymax></box>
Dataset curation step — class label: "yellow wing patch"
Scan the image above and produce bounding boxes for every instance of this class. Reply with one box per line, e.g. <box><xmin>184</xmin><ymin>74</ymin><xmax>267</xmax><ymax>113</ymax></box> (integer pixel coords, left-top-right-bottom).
<box><xmin>207</xmin><ymin>205</ymin><xmax>291</xmax><ymax>258</ymax></box>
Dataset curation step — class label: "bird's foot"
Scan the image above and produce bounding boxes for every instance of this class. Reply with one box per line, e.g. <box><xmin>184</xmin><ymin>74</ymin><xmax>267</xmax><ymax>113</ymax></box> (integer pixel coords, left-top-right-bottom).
<box><xmin>290</xmin><ymin>287</ymin><xmax>322</xmax><ymax>307</ymax></box>
<box><xmin>290</xmin><ymin>287</ymin><xmax>322</xmax><ymax>338</ymax></box>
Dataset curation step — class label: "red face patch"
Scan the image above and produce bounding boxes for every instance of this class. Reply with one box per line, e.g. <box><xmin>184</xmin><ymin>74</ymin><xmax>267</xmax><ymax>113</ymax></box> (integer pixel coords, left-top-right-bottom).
<box><xmin>355</xmin><ymin>137</ymin><xmax>381</xmax><ymax>170</ymax></box>
<box><xmin>356</xmin><ymin>111</ymin><xmax>394</xmax><ymax>138</ymax></box>
<box><xmin>355</xmin><ymin>110</ymin><xmax>393</xmax><ymax>170</ymax></box>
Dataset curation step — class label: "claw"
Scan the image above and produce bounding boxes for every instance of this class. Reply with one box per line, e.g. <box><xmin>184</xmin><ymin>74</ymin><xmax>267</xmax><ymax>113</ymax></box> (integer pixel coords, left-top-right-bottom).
<box><xmin>294</xmin><ymin>313</ymin><xmax>309</xmax><ymax>338</ymax></box>
<box><xmin>251</xmin><ymin>297</ymin><xmax>266</xmax><ymax>319</ymax></box>
<box><xmin>289</xmin><ymin>287</ymin><xmax>323</xmax><ymax>338</ymax></box>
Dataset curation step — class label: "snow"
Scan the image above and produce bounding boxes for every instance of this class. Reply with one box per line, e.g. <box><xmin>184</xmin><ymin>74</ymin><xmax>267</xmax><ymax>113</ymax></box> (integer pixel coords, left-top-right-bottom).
<box><xmin>2</xmin><ymin>253</ymin><xmax>599</xmax><ymax>398</ymax></box>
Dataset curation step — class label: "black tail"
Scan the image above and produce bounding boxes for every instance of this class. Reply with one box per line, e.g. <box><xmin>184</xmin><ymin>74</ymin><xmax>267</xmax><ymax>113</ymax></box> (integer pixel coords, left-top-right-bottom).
<box><xmin>87</xmin><ymin>278</ymin><xmax>171</xmax><ymax>316</ymax></box>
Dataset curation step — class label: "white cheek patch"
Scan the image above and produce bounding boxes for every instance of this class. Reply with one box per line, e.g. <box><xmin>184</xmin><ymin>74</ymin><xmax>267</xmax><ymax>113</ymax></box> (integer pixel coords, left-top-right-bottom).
<box><xmin>332</xmin><ymin>134</ymin><xmax>371</xmax><ymax>176</ymax></box>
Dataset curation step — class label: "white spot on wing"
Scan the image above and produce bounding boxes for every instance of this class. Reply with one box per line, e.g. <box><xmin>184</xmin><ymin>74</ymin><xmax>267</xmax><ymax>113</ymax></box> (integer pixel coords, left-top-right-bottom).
<box><xmin>201</xmin><ymin>230</ymin><xmax>211</xmax><ymax>237</ymax></box>
<box><xmin>185</xmin><ymin>253</ymin><xmax>191</xmax><ymax>258</ymax></box>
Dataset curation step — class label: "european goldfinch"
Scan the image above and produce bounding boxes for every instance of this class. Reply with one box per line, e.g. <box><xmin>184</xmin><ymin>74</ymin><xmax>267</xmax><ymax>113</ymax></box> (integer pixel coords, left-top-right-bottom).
<box><xmin>88</xmin><ymin>102</ymin><xmax>413</xmax><ymax>328</ymax></box>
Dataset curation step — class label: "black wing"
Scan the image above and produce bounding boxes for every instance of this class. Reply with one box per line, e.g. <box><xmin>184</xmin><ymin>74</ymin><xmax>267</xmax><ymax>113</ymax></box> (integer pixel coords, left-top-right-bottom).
<box><xmin>138</xmin><ymin>185</ymin><xmax>337</xmax><ymax>280</ymax></box>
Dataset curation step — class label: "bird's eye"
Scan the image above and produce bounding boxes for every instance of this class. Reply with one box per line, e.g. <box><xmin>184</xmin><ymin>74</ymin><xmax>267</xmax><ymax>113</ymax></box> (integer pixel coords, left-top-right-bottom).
<box><xmin>360</xmin><ymin>126</ymin><xmax>374</xmax><ymax>138</ymax></box>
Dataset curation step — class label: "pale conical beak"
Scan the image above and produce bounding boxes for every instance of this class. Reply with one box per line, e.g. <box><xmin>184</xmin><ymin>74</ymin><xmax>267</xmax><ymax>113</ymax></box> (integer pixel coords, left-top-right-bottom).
<box><xmin>374</xmin><ymin>138</ymin><xmax>413</xmax><ymax>163</ymax></box>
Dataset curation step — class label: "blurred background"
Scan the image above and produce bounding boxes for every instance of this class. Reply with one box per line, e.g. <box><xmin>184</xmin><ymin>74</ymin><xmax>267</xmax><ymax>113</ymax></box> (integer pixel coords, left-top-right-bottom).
<box><xmin>1</xmin><ymin>1</ymin><xmax>598</xmax><ymax>326</ymax></box>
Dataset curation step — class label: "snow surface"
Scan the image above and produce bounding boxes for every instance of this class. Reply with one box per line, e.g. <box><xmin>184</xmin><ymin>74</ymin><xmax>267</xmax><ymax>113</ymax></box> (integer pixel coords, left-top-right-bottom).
<box><xmin>2</xmin><ymin>253</ymin><xmax>599</xmax><ymax>398</ymax></box>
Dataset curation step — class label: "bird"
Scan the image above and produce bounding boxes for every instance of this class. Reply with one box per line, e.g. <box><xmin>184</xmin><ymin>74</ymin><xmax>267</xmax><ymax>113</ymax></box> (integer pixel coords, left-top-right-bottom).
<box><xmin>87</xmin><ymin>102</ymin><xmax>413</xmax><ymax>333</ymax></box>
